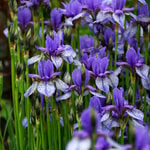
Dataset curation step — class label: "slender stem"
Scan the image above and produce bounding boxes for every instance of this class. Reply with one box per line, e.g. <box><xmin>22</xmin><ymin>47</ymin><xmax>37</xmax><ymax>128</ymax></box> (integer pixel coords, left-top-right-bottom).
<box><xmin>40</xmin><ymin>108</ymin><xmax>46</xmax><ymax>150</ymax></box>
<box><xmin>58</xmin><ymin>116</ymin><xmax>61</xmax><ymax>150</ymax></box>
<box><xmin>144</xmin><ymin>29</ymin><xmax>149</xmax><ymax>64</ymax></box>
<box><xmin>121</xmin><ymin>128</ymin><xmax>124</xmax><ymax>144</ymax></box>
<box><xmin>131</xmin><ymin>72</ymin><xmax>136</xmax><ymax>105</ymax></box>
<box><xmin>144</xmin><ymin>89</ymin><xmax>147</xmax><ymax>122</ymax></box>
<box><xmin>114</xmin><ymin>24</ymin><xmax>118</xmax><ymax>69</ymax></box>
<box><xmin>46</xmin><ymin>98</ymin><xmax>51</xmax><ymax>150</ymax></box>
<box><xmin>36</xmin><ymin>121</ymin><xmax>40</xmax><ymax>149</ymax></box>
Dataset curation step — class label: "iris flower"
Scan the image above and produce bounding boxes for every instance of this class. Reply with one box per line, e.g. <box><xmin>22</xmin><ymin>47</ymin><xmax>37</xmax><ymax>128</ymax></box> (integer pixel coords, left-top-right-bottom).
<box><xmin>17</xmin><ymin>6</ymin><xmax>32</xmax><ymax>29</ymax></box>
<box><xmin>50</xmin><ymin>8</ymin><xmax>62</xmax><ymax>31</ymax></box>
<box><xmin>116</xmin><ymin>47</ymin><xmax>149</xmax><ymax>80</ymax></box>
<box><xmin>28</xmin><ymin>31</ymin><xmax>76</xmax><ymax>69</ymax></box>
<box><xmin>24</xmin><ymin>60</ymin><xmax>61</xmax><ymax>97</ymax></box>
<box><xmin>101</xmin><ymin>0</ymin><xmax>134</xmax><ymax>28</ymax></box>
<box><xmin>89</xmin><ymin>57</ymin><xmax>121</xmax><ymax>93</ymax></box>
<box><xmin>101</xmin><ymin>87</ymin><xmax>145</xmax><ymax>130</ymax></box>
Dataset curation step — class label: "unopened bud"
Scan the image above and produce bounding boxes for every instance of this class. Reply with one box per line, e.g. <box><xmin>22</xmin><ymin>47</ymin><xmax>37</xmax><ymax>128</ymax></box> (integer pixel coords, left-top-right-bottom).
<box><xmin>64</xmin><ymin>72</ymin><xmax>71</xmax><ymax>84</ymax></box>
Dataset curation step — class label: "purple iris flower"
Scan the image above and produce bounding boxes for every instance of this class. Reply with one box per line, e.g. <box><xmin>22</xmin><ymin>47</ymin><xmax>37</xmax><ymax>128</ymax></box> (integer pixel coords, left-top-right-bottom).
<box><xmin>81</xmin><ymin>108</ymin><xmax>99</xmax><ymax>135</ymax></box>
<box><xmin>24</xmin><ymin>60</ymin><xmax>61</xmax><ymax>97</ymax></box>
<box><xmin>80</xmin><ymin>35</ymin><xmax>94</xmax><ymax>53</ymax></box>
<box><xmin>101</xmin><ymin>0</ymin><xmax>134</xmax><ymax>28</ymax></box>
<box><xmin>33</xmin><ymin>31</ymin><xmax>76</xmax><ymax>69</ymax></box>
<box><xmin>89</xmin><ymin>57</ymin><xmax>121</xmax><ymax>93</ymax></box>
<box><xmin>89</xmin><ymin>96</ymin><xmax>103</xmax><ymax>113</ymax></box>
<box><xmin>62</xmin><ymin>0</ymin><xmax>82</xmax><ymax>17</ymax></box>
<box><xmin>137</xmin><ymin>2</ymin><xmax>150</xmax><ymax>29</ymax></box>
<box><xmin>81</xmin><ymin>54</ymin><xmax>95</xmax><ymax>70</ymax></box>
<box><xmin>95</xmin><ymin>137</ymin><xmax>110</xmax><ymax>150</ymax></box>
<box><xmin>30</xmin><ymin>0</ymin><xmax>39</xmax><ymax>5</ymax></box>
<box><xmin>20</xmin><ymin>0</ymin><xmax>49</xmax><ymax>7</ymax></box>
<box><xmin>116</xmin><ymin>47</ymin><xmax>149</xmax><ymax>79</ymax></box>
<box><xmin>113</xmin><ymin>87</ymin><xmax>132</xmax><ymax>114</ymax></box>
<box><xmin>101</xmin><ymin>87</ymin><xmax>144</xmax><ymax>130</ymax></box>
<box><xmin>17</xmin><ymin>6</ymin><xmax>31</xmax><ymax>29</ymax></box>
<box><xmin>138</xmin><ymin>3</ymin><xmax>149</xmax><ymax>17</ymax></box>
<box><xmin>71</xmin><ymin>68</ymin><xmax>95</xmax><ymax>95</ymax></box>
<box><xmin>81</xmin><ymin>47</ymin><xmax>106</xmax><ymax>70</ymax></box>
<box><xmin>20</xmin><ymin>0</ymin><xmax>39</xmax><ymax>7</ymax></box>
<box><xmin>78</xmin><ymin>0</ymin><xmax>101</xmax><ymax>12</ymax></box>
<box><xmin>50</xmin><ymin>8</ymin><xmax>62</xmax><ymax>30</ymax></box>
<box><xmin>104</xmin><ymin>27</ymin><xmax>115</xmax><ymax>46</ymax></box>
<box><xmin>135</xmin><ymin>126</ymin><xmax>150</xmax><ymax>150</ymax></box>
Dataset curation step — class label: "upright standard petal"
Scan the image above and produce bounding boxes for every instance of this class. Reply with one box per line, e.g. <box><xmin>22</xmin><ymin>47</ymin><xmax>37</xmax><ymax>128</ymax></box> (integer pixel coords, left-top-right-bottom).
<box><xmin>51</xmin><ymin>8</ymin><xmax>62</xmax><ymax>30</ymax></box>
<box><xmin>126</xmin><ymin>47</ymin><xmax>138</xmax><ymax>68</ymax></box>
<box><xmin>44</xmin><ymin>60</ymin><xmax>53</xmax><ymax>78</ymax></box>
<box><xmin>89</xmin><ymin>96</ymin><xmax>101</xmax><ymax>112</ymax></box>
<box><xmin>92</xmin><ymin>58</ymin><xmax>100</xmax><ymax>76</ymax></box>
<box><xmin>18</xmin><ymin>6</ymin><xmax>31</xmax><ymax>29</ymax></box>
<box><xmin>99</xmin><ymin>57</ymin><xmax>109</xmax><ymax>74</ymax></box>
<box><xmin>38</xmin><ymin>60</ymin><xmax>45</xmax><ymax>77</ymax></box>
<box><xmin>113</xmin><ymin>87</ymin><xmax>124</xmax><ymax>112</ymax></box>
<box><xmin>72</xmin><ymin>68</ymin><xmax>82</xmax><ymax>87</ymax></box>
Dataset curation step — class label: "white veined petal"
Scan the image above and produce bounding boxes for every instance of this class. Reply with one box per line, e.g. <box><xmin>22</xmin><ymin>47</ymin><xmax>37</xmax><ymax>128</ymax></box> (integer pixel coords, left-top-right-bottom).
<box><xmin>51</xmin><ymin>56</ymin><xmax>63</xmax><ymax>69</ymax></box>
<box><xmin>27</xmin><ymin>55</ymin><xmax>41</xmax><ymax>66</ymax></box>
<box><xmin>24</xmin><ymin>82</ymin><xmax>38</xmax><ymax>98</ymax></box>
<box><xmin>37</xmin><ymin>81</ymin><xmax>55</xmax><ymax>97</ymax></box>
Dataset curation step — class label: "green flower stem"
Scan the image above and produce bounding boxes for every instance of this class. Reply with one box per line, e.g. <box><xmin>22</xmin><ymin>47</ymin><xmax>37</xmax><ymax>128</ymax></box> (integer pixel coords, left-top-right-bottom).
<box><xmin>40</xmin><ymin>108</ymin><xmax>46</xmax><ymax>150</ymax></box>
<box><xmin>35</xmin><ymin>121</ymin><xmax>40</xmax><ymax>149</ymax></box>
<box><xmin>0</xmin><ymin>76</ymin><xmax>3</xmax><ymax>103</ymax></box>
<box><xmin>91</xmin><ymin>132</ymin><xmax>96</xmax><ymax>150</ymax></box>
<box><xmin>130</xmin><ymin>72</ymin><xmax>136</xmax><ymax>105</ymax></box>
<box><xmin>120</xmin><ymin>128</ymin><xmax>124</xmax><ymax>144</ymax></box>
<box><xmin>58</xmin><ymin>116</ymin><xmax>61</xmax><ymax>150</ymax></box>
<box><xmin>9</xmin><ymin>44</ymin><xmax>20</xmax><ymax>150</ymax></box>
<box><xmin>0</xmin><ymin>76</ymin><xmax>4</xmax><ymax>149</ymax></box>
<box><xmin>144</xmin><ymin>89</ymin><xmax>147</xmax><ymax>122</ymax></box>
<box><xmin>114</xmin><ymin>24</ymin><xmax>118</xmax><ymax>69</ymax></box>
<box><xmin>0</xmin><ymin>131</ymin><xmax>4</xmax><ymax>150</ymax></box>
<box><xmin>24</xmin><ymin>55</ymin><xmax>32</xmax><ymax>149</ymax></box>
<box><xmin>51</xmin><ymin>97</ymin><xmax>58</xmax><ymax>150</ymax></box>
<box><xmin>15</xmin><ymin>81</ymin><xmax>24</xmax><ymax>150</ymax></box>
<box><xmin>46</xmin><ymin>98</ymin><xmax>51</xmax><ymax>150</ymax></box>
<box><xmin>40</xmin><ymin>6</ymin><xmax>45</xmax><ymax>47</ymax></box>
<box><xmin>137</xmin><ymin>25</ymin><xmax>141</xmax><ymax>47</ymax></box>
<box><xmin>126</xmin><ymin>69</ymin><xmax>129</xmax><ymax>99</ymax></box>
<box><xmin>144</xmin><ymin>29</ymin><xmax>149</xmax><ymax>64</ymax></box>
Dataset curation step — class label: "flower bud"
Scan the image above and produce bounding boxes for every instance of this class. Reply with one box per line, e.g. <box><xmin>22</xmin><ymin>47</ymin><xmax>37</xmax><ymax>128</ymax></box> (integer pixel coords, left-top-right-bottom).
<box><xmin>64</xmin><ymin>72</ymin><xmax>71</xmax><ymax>84</ymax></box>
